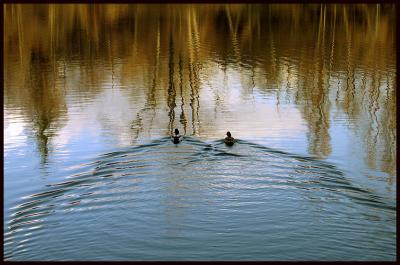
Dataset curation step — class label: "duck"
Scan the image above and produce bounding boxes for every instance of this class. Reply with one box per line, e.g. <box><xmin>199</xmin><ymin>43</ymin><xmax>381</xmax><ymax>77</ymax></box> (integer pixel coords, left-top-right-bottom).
<box><xmin>171</xmin><ymin>128</ymin><xmax>183</xmax><ymax>144</ymax></box>
<box><xmin>224</xmin><ymin>131</ymin><xmax>235</xmax><ymax>146</ymax></box>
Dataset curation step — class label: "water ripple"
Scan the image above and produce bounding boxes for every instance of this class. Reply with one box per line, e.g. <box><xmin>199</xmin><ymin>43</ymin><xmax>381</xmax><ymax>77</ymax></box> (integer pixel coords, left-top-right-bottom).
<box><xmin>4</xmin><ymin>138</ymin><xmax>395</xmax><ymax>260</ymax></box>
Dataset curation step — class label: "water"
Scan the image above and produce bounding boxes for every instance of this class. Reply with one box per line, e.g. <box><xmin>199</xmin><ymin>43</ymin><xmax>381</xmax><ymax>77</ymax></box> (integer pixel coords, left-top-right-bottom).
<box><xmin>4</xmin><ymin>4</ymin><xmax>396</xmax><ymax>261</ymax></box>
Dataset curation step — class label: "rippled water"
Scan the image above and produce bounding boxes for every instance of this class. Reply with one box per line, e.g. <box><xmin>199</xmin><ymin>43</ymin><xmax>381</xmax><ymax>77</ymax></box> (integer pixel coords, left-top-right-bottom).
<box><xmin>4</xmin><ymin>4</ymin><xmax>396</xmax><ymax>261</ymax></box>
<box><xmin>4</xmin><ymin>138</ymin><xmax>396</xmax><ymax>260</ymax></box>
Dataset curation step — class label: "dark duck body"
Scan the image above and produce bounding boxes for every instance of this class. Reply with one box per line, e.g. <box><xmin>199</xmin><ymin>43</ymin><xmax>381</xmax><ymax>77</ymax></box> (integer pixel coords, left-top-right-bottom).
<box><xmin>173</xmin><ymin>136</ymin><xmax>181</xmax><ymax>144</ymax></box>
<box><xmin>224</xmin><ymin>131</ymin><xmax>235</xmax><ymax>146</ymax></box>
<box><xmin>172</xmin><ymin>128</ymin><xmax>183</xmax><ymax>144</ymax></box>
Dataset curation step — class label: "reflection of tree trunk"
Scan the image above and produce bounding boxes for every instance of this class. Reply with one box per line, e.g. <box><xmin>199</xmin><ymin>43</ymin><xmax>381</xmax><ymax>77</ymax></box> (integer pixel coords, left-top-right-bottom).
<box><xmin>35</xmin><ymin>116</ymin><xmax>50</xmax><ymax>164</ymax></box>
<box><xmin>179</xmin><ymin>55</ymin><xmax>187</xmax><ymax>134</ymax></box>
<box><xmin>225</xmin><ymin>5</ymin><xmax>234</xmax><ymax>34</ymax></box>
<box><xmin>304</xmin><ymin>7</ymin><xmax>331</xmax><ymax>158</ymax></box>
<box><xmin>188</xmin><ymin>8</ymin><xmax>200</xmax><ymax>136</ymax></box>
<box><xmin>368</xmin><ymin>71</ymin><xmax>381</xmax><ymax>154</ymax></box>
<box><xmin>192</xmin><ymin>9</ymin><xmax>201</xmax><ymax>135</ymax></box>
<box><xmin>328</xmin><ymin>5</ymin><xmax>336</xmax><ymax>74</ymax></box>
<box><xmin>229</xmin><ymin>13</ymin><xmax>241</xmax><ymax>67</ymax></box>
<box><xmin>148</xmin><ymin>17</ymin><xmax>161</xmax><ymax>130</ymax></box>
<box><xmin>375</xmin><ymin>4</ymin><xmax>380</xmax><ymax>37</ymax></box>
<box><xmin>188</xmin><ymin>9</ymin><xmax>196</xmax><ymax>135</ymax></box>
<box><xmin>130</xmin><ymin>17</ymin><xmax>160</xmax><ymax>139</ymax></box>
<box><xmin>133</xmin><ymin>7</ymin><xmax>138</xmax><ymax>56</ymax></box>
<box><xmin>28</xmin><ymin>49</ymin><xmax>66</xmax><ymax>165</ymax></box>
<box><xmin>17</xmin><ymin>5</ymin><xmax>24</xmax><ymax>65</ymax></box>
<box><xmin>167</xmin><ymin>33</ymin><xmax>176</xmax><ymax>133</ymax></box>
<box><xmin>49</xmin><ymin>4</ymin><xmax>56</xmax><ymax>73</ymax></box>
<box><xmin>344</xmin><ymin>18</ymin><xmax>355</xmax><ymax>118</ymax></box>
<box><xmin>268</xmin><ymin>13</ymin><xmax>278</xmax><ymax>104</ymax></box>
<box><xmin>380</xmin><ymin>81</ymin><xmax>396</xmax><ymax>180</ymax></box>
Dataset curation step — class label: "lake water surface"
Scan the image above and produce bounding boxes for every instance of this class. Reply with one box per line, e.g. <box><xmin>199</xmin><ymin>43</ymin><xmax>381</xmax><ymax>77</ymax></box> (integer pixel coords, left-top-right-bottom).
<box><xmin>4</xmin><ymin>4</ymin><xmax>396</xmax><ymax>261</ymax></box>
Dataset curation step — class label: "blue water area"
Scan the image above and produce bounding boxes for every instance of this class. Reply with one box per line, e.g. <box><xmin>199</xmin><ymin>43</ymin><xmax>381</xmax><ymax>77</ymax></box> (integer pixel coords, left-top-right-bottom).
<box><xmin>4</xmin><ymin>137</ymin><xmax>395</xmax><ymax>261</ymax></box>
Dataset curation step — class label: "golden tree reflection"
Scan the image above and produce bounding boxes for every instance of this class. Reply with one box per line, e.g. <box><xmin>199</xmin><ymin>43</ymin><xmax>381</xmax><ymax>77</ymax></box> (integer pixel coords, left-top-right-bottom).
<box><xmin>4</xmin><ymin>4</ymin><xmax>395</xmax><ymax>177</ymax></box>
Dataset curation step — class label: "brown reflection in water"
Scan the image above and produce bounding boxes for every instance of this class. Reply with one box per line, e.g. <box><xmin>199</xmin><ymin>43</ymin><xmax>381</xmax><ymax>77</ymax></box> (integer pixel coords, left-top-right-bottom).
<box><xmin>187</xmin><ymin>7</ymin><xmax>202</xmax><ymax>136</ymax></box>
<box><xmin>5</xmin><ymin>44</ymin><xmax>67</xmax><ymax>164</ymax></box>
<box><xmin>167</xmin><ymin>33</ymin><xmax>177</xmax><ymax>133</ymax></box>
<box><xmin>308</xmin><ymin>5</ymin><xmax>331</xmax><ymax>158</ymax></box>
<box><xmin>4</xmin><ymin>4</ymin><xmax>396</xmax><ymax>177</ymax></box>
<box><xmin>179</xmin><ymin>55</ymin><xmax>188</xmax><ymax>135</ymax></box>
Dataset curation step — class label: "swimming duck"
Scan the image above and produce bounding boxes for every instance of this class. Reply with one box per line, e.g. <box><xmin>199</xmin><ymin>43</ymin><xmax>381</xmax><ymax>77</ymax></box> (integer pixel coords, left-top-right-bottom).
<box><xmin>224</xmin><ymin>131</ymin><xmax>235</xmax><ymax>146</ymax></box>
<box><xmin>171</xmin><ymin>128</ymin><xmax>183</xmax><ymax>144</ymax></box>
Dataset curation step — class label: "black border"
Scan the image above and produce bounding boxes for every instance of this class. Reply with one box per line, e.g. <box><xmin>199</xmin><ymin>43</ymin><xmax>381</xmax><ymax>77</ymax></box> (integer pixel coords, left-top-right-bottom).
<box><xmin>1</xmin><ymin>0</ymin><xmax>398</xmax><ymax>263</ymax></box>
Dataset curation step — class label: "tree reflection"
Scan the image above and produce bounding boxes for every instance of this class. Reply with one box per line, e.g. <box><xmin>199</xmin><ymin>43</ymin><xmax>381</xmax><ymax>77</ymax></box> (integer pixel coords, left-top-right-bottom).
<box><xmin>4</xmin><ymin>4</ymin><xmax>395</xmax><ymax>176</ymax></box>
<box><xmin>26</xmin><ymin>48</ymin><xmax>66</xmax><ymax>164</ymax></box>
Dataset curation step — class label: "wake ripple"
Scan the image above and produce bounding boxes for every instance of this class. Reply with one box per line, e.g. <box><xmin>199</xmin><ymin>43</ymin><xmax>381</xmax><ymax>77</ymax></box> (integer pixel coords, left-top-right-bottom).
<box><xmin>4</xmin><ymin>137</ymin><xmax>395</xmax><ymax>260</ymax></box>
